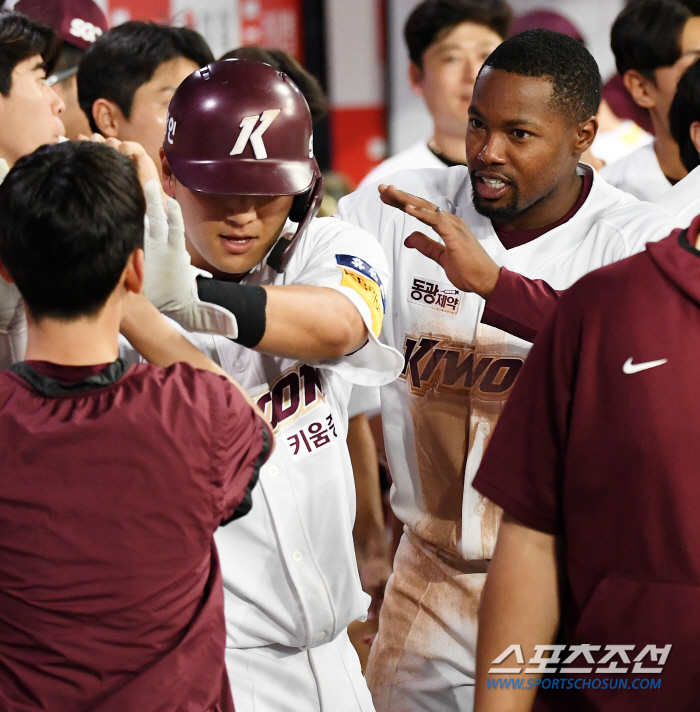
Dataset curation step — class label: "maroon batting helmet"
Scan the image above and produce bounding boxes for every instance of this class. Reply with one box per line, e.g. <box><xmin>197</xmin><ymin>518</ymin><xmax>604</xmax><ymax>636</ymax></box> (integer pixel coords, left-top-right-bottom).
<box><xmin>163</xmin><ymin>58</ymin><xmax>323</xmax><ymax>272</ymax></box>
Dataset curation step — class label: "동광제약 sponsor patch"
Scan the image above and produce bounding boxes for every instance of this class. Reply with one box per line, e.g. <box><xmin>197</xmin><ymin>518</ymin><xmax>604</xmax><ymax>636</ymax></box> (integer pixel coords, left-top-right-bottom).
<box><xmin>409</xmin><ymin>276</ymin><xmax>462</xmax><ymax>314</ymax></box>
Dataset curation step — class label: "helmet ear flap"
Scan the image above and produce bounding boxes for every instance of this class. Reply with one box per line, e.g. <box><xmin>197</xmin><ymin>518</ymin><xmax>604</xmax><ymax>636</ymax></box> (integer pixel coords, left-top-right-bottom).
<box><xmin>289</xmin><ymin>189</ymin><xmax>311</xmax><ymax>223</ymax></box>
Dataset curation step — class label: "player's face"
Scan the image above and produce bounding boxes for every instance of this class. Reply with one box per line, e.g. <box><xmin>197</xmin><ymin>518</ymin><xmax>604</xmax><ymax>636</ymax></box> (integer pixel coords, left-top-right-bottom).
<box><xmin>0</xmin><ymin>54</ymin><xmax>65</xmax><ymax>166</ymax></box>
<box><xmin>651</xmin><ymin>17</ymin><xmax>700</xmax><ymax>133</ymax></box>
<box><xmin>118</xmin><ymin>56</ymin><xmax>199</xmax><ymax>170</ymax></box>
<box><xmin>466</xmin><ymin>68</ymin><xmax>585</xmax><ymax>227</ymax></box>
<box><xmin>411</xmin><ymin>21</ymin><xmax>502</xmax><ymax>140</ymax></box>
<box><xmin>166</xmin><ymin>177</ymin><xmax>294</xmax><ymax>279</ymax></box>
<box><xmin>50</xmin><ymin>74</ymin><xmax>91</xmax><ymax>140</ymax></box>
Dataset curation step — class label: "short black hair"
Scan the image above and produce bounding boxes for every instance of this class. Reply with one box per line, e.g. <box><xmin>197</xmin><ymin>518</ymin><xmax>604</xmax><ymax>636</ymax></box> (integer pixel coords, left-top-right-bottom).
<box><xmin>0</xmin><ymin>10</ymin><xmax>57</xmax><ymax>96</ymax></box>
<box><xmin>405</xmin><ymin>0</ymin><xmax>513</xmax><ymax>68</ymax></box>
<box><xmin>612</xmin><ymin>0</ymin><xmax>691</xmax><ymax>80</ymax></box>
<box><xmin>670</xmin><ymin>57</ymin><xmax>700</xmax><ymax>171</ymax></box>
<box><xmin>0</xmin><ymin>141</ymin><xmax>145</xmax><ymax>320</ymax></box>
<box><xmin>78</xmin><ymin>21</ymin><xmax>214</xmax><ymax>134</ymax></box>
<box><xmin>220</xmin><ymin>46</ymin><xmax>329</xmax><ymax>123</ymax></box>
<box><xmin>480</xmin><ymin>29</ymin><xmax>601</xmax><ymax>124</ymax></box>
<box><xmin>679</xmin><ymin>0</ymin><xmax>700</xmax><ymax>15</ymax></box>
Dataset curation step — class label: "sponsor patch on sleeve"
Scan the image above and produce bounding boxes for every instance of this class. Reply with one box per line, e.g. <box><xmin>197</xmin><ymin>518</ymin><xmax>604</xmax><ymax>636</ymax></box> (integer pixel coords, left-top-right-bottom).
<box><xmin>408</xmin><ymin>275</ymin><xmax>462</xmax><ymax>314</ymax></box>
<box><xmin>335</xmin><ymin>255</ymin><xmax>385</xmax><ymax>336</ymax></box>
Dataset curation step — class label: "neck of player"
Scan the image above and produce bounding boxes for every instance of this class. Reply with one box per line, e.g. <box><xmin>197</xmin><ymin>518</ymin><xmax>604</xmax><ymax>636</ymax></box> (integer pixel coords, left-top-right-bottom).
<box><xmin>430</xmin><ymin>127</ymin><xmax>467</xmax><ymax>165</ymax></box>
<box><xmin>23</xmin><ymin>295</ymin><xmax>122</xmax><ymax>367</ymax></box>
<box><xmin>651</xmin><ymin>115</ymin><xmax>688</xmax><ymax>183</ymax></box>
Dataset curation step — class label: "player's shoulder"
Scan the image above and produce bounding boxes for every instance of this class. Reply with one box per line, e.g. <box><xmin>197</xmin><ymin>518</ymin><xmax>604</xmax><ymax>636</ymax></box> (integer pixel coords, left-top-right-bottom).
<box><xmin>276</xmin><ymin>215</ymin><xmax>389</xmax><ymax>286</ymax></box>
<box><xmin>587</xmin><ymin>171</ymin><xmax>678</xmax><ymax>234</ymax></box>
<box><xmin>297</xmin><ymin>216</ymin><xmax>386</xmax><ymax>261</ymax></box>
<box><xmin>306</xmin><ymin>215</ymin><xmax>378</xmax><ymax>243</ymax></box>
<box><xmin>655</xmin><ymin>165</ymin><xmax>700</xmax><ymax>220</ymax></box>
<box><xmin>341</xmin><ymin>165</ymin><xmax>469</xmax><ymax>217</ymax></box>
<box><xmin>359</xmin><ymin>141</ymin><xmax>441</xmax><ymax>187</ymax></box>
<box><xmin>140</xmin><ymin>361</ymin><xmax>235</xmax><ymax>411</ymax></box>
<box><xmin>600</xmin><ymin>142</ymin><xmax>653</xmax><ymax>179</ymax></box>
<box><xmin>561</xmin><ymin>240</ymin><xmax>657</xmax><ymax>313</ymax></box>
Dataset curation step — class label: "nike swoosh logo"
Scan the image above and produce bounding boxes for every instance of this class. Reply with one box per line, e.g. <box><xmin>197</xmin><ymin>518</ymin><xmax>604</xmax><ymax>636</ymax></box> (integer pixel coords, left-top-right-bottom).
<box><xmin>623</xmin><ymin>357</ymin><xmax>668</xmax><ymax>374</ymax></box>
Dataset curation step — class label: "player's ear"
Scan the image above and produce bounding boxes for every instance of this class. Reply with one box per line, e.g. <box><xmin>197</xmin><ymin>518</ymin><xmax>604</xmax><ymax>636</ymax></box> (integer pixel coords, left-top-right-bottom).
<box><xmin>690</xmin><ymin>120</ymin><xmax>700</xmax><ymax>158</ymax></box>
<box><xmin>573</xmin><ymin>115</ymin><xmax>598</xmax><ymax>155</ymax></box>
<box><xmin>622</xmin><ymin>69</ymin><xmax>656</xmax><ymax>110</ymax></box>
<box><xmin>160</xmin><ymin>149</ymin><xmax>176</xmax><ymax>199</ymax></box>
<box><xmin>124</xmin><ymin>248</ymin><xmax>145</xmax><ymax>294</ymax></box>
<box><xmin>408</xmin><ymin>61</ymin><xmax>425</xmax><ymax>97</ymax></box>
<box><xmin>91</xmin><ymin>98</ymin><xmax>122</xmax><ymax>139</ymax></box>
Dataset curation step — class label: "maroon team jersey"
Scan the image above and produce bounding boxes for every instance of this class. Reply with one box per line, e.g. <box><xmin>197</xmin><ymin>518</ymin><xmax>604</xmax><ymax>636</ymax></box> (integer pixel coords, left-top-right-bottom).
<box><xmin>474</xmin><ymin>216</ymin><xmax>700</xmax><ymax>711</ymax></box>
<box><xmin>0</xmin><ymin>359</ymin><xmax>271</xmax><ymax>711</ymax></box>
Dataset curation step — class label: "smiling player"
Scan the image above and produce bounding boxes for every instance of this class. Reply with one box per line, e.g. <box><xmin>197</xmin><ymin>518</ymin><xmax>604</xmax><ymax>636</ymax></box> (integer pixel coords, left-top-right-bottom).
<box><xmin>338</xmin><ymin>29</ymin><xmax>681</xmax><ymax>712</ymax></box>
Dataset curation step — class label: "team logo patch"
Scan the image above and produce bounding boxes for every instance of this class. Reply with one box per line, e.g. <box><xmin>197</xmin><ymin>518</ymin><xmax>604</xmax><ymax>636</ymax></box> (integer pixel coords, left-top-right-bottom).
<box><xmin>336</xmin><ymin>255</ymin><xmax>385</xmax><ymax>337</ymax></box>
<box><xmin>402</xmin><ymin>335</ymin><xmax>524</xmax><ymax>398</ymax></box>
<box><xmin>408</xmin><ymin>276</ymin><xmax>461</xmax><ymax>314</ymax></box>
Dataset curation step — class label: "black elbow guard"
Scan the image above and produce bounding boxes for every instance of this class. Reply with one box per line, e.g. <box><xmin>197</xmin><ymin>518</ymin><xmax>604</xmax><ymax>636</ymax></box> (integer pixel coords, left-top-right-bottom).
<box><xmin>197</xmin><ymin>277</ymin><xmax>267</xmax><ymax>348</ymax></box>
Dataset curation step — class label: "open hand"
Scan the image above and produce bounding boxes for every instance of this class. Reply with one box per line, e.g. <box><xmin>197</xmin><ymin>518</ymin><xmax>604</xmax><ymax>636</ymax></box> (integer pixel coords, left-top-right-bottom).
<box><xmin>379</xmin><ymin>184</ymin><xmax>500</xmax><ymax>299</ymax></box>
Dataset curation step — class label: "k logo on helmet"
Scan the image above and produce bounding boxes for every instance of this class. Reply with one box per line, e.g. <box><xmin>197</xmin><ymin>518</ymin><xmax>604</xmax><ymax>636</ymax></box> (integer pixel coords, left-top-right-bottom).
<box><xmin>163</xmin><ymin>59</ymin><xmax>324</xmax><ymax>272</ymax></box>
<box><xmin>231</xmin><ymin>110</ymin><xmax>282</xmax><ymax>159</ymax></box>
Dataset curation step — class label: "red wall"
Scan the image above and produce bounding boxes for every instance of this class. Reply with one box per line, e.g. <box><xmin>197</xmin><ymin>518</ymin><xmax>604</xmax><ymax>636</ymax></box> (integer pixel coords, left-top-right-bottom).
<box><xmin>107</xmin><ymin>0</ymin><xmax>169</xmax><ymax>23</ymax></box>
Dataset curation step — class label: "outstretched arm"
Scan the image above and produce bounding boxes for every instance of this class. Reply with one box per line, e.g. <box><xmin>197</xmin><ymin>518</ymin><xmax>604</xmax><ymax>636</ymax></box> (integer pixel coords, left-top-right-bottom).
<box><xmin>380</xmin><ymin>185</ymin><xmax>562</xmax><ymax>342</ymax></box>
<box><xmin>475</xmin><ymin>514</ymin><xmax>560</xmax><ymax>712</ymax></box>
<box><xmin>260</xmin><ymin>285</ymin><xmax>367</xmax><ymax>359</ymax></box>
<box><xmin>120</xmin><ymin>293</ymin><xmax>264</xmax><ymax>416</ymax></box>
<box><xmin>195</xmin><ymin>277</ymin><xmax>369</xmax><ymax>359</ymax></box>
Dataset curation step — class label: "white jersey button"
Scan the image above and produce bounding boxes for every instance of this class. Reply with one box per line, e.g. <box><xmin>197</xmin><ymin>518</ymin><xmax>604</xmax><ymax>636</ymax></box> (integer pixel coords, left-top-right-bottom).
<box><xmin>317</xmin><ymin>632</ymin><xmax>326</xmax><ymax>642</ymax></box>
<box><xmin>292</xmin><ymin>549</ymin><xmax>303</xmax><ymax>562</ymax></box>
<box><xmin>268</xmin><ymin>465</ymin><xmax>279</xmax><ymax>477</ymax></box>
<box><xmin>233</xmin><ymin>360</ymin><xmax>245</xmax><ymax>373</ymax></box>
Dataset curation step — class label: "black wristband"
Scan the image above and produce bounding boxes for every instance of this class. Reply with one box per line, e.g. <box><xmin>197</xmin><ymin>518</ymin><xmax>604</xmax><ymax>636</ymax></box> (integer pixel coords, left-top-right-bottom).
<box><xmin>196</xmin><ymin>277</ymin><xmax>267</xmax><ymax>348</ymax></box>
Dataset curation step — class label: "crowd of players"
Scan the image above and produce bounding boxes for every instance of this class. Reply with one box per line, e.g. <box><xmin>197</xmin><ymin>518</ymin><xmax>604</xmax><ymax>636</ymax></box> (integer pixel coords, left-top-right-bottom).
<box><xmin>0</xmin><ymin>0</ymin><xmax>699</xmax><ymax>711</ymax></box>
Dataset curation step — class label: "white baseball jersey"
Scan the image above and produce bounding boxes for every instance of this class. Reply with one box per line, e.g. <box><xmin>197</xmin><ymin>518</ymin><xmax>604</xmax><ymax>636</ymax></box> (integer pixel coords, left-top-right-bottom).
<box><xmin>589</xmin><ymin>119</ymin><xmax>653</xmax><ymax>167</ymax></box>
<box><xmin>122</xmin><ymin>217</ymin><xmax>402</xmax><ymax>651</ymax></box>
<box><xmin>347</xmin><ymin>384</ymin><xmax>381</xmax><ymax>419</ymax></box>
<box><xmin>338</xmin><ymin>165</ymin><xmax>680</xmax><ymax>562</ymax></box>
<box><xmin>359</xmin><ymin>140</ymin><xmax>445</xmax><ymax>189</ymax></box>
<box><xmin>600</xmin><ymin>142</ymin><xmax>672</xmax><ymax>203</ymax></box>
<box><xmin>654</xmin><ymin>163</ymin><xmax>700</xmax><ymax>227</ymax></box>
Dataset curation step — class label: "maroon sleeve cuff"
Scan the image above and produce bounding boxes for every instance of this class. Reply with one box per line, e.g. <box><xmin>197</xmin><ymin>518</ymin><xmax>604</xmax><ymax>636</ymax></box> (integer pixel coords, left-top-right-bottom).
<box><xmin>481</xmin><ymin>267</ymin><xmax>562</xmax><ymax>343</ymax></box>
<box><xmin>472</xmin><ymin>473</ymin><xmax>560</xmax><ymax>536</ymax></box>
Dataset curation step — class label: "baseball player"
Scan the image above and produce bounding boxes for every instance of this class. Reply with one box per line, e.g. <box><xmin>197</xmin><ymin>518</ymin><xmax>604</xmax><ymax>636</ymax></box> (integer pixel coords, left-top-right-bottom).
<box><xmin>15</xmin><ymin>0</ymin><xmax>108</xmax><ymax>140</ymax></box>
<box><xmin>472</xmin><ymin>216</ymin><xmax>700</xmax><ymax>712</ymax></box>
<box><xmin>0</xmin><ymin>139</ymin><xmax>271</xmax><ymax>711</ymax></box>
<box><xmin>360</xmin><ymin>0</ymin><xmax>512</xmax><ymax>188</ymax></box>
<box><xmin>0</xmin><ymin>10</ymin><xmax>65</xmax><ymax>369</ymax></box>
<box><xmin>78</xmin><ymin>21</ymin><xmax>213</xmax><ymax>170</ymax></box>
<box><xmin>337</xmin><ymin>30</ymin><xmax>681</xmax><ymax>712</ymax></box>
<box><xmin>600</xmin><ymin>0</ymin><xmax>700</xmax><ymax>201</ymax></box>
<box><xmin>129</xmin><ymin>59</ymin><xmax>403</xmax><ymax>712</ymax></box>
<box><xmin>655</xmin><ymin>56</ymin><xmax>700</xmax><ymax>225</ymax></box>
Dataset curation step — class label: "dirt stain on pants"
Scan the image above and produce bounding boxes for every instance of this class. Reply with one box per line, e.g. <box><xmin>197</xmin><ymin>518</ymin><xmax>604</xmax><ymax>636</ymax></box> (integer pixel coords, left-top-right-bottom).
<box><xmin>366</xmin><ymin>530</ymin><xmax>488</xmax><ymax>712</ymax></box>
